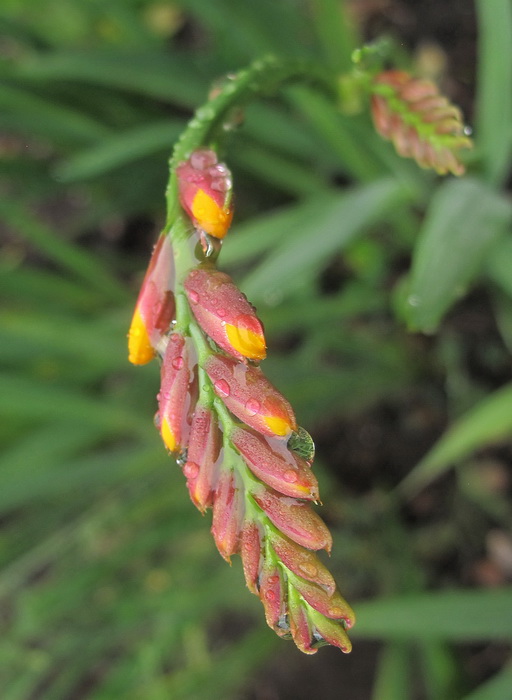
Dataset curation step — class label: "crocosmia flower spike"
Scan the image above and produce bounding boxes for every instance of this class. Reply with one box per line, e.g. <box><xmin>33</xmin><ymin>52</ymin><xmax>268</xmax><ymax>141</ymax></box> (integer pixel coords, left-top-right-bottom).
<box><xmin>370</xmin><ymin>70</ymin><xmax>472</xmax><ymax>175</ymax></box>
<box><xmin>130</xmin><ymin>133</ymin><xmax>354</xmax><ymax>651</ymax></box>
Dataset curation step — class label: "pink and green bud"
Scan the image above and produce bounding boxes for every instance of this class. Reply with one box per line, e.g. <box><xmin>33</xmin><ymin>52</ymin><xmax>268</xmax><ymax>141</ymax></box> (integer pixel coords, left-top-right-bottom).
<box><xmin>231</xmin><ymin>427</ymin><xmax>318</xmax><ymax>500</ymax></box>
<box><xmin>292</xmin><ymin>577</ymin><xmax>355</xmax><ymax>627</ymax></box>
<box><xmin>183</xmin><ymin>405</ymin><xmax>222</xmax><ymax>512</ymax></box>
<box><xmin>128</xmin><ymin>234</ymin><xmax>176</xmax><ymax>365</ymax></box>
<box><xmin>185</xmin><ymin>268</ymin><xmax>266</xmax><ymax>361</ymax></box>
<box><xmin>259</xmin><ymin>561</ymin><xmax>286</xmax><ymax>634</ymax></box>
<box><xmin>308</xmin><ymin>610</ymin><xmax>353</xmax><ymax>654</ymax></box>
<box><xmin>211</xmin><ymin>468</ymin><xmax>245</xmax><ymax>561</ymax></box>
<box><xmin>205</xmin><ymin>354</ymin><xmax>297</xmax><ymax>438</ymax></box>
<box><xmin>287</xmin><ymin>587</ymin><xmax>316</xmax><ymax>654</ymax></box>
<box><xmin>267</xmin><ymin>530</ymin><xmax>336</xmax><ymax>595</ymax></box>
<box><xmin>240</xmin><ymin>521</ymin><xmax>263</xmax><ymax>595</ymax></box>
<box><xmin>252</xmin><ymin>489</ymin><xmax>332</xmax><ymax>552</ymax></box>
<box><xmin>176</xmin><ymin>149</ymin><xmax>233</xmax><ymax>239</ymax></box>
<box><xmin>157</xmin><ymin>333</ymin><xmax>198</xmax><ymax>454</ymax></box>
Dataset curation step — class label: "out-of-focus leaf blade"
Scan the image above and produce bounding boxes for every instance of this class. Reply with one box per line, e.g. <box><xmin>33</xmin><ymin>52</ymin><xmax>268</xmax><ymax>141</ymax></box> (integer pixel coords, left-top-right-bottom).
<box><xmin>404</xmin><ymin>178</ymin><xmax>512</xmax><ymax>332</ymax></box>
<box><xmin>372</xmin><ymin>643</ymin><xmax>412</xmax><ymax>700</ymax></box>
<box><xmin>399</xmin><ymin>382</ymin><xmax>512</xmax><ymax>496</ymax></box>
<box><xmin>354</xmin><ymin>588</ymin><xmax>512</xmax><ymax>640</ymax></box>
<box><xmin>462</xmin><ymin>664</ymin><xmax>512</xmax><ymax>700</ymax></box>
<box><xmin>475</xmin><ymin>0</ymin><xmax>512</xmax><ymax>185</ymax></box>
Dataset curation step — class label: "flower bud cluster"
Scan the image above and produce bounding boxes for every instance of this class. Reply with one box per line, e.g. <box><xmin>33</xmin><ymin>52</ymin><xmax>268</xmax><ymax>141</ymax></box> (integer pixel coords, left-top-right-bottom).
<box><xmin>128</xmin><ymin>148</ymin><xmax>355</xmax><ymax>654</ymax></box>
<box><xmin>371</xmin><ymin>70</ymin><xmax>472</xmax><ymax>175</ymax></box>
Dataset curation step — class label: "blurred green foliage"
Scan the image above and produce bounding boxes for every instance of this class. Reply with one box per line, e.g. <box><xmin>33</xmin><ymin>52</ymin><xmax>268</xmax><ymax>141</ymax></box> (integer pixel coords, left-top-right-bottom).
<box><xmin>1</xmin><ymin>0</ymin><xmax>512</xmax><ymax>698</ymax></box>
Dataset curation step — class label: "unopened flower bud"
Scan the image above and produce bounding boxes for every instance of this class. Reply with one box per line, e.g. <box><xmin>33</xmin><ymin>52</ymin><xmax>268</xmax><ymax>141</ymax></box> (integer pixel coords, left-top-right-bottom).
<box><xmin>183</xmin><ymin>405</ymin><xmax>222</xmax><ymax>511</ymax></box>
<box><xmin>205</xmin><ymin>354</ymin><xmax>297</xmax><ymax>438</ymax></box>
<box><xmin>267</xmin><ymin>530</ymin><xmax>336</xmax><ymax>594</ymax></box>
<box><xmin>231</xmin><ymin>427</ymin><xmax>318</xmax><ymax>500</ymax></box>
<box><xmin>259</xmin><ymin>561</ymin><xmax>287</xmax><ymax>634</ymax></box>
<box><xmin>128</xmin><ymin>234</ymin><xmax>176</xmax><ymax>365</ymax></box>
<box><xmin>176</xmin><ymin>149</ymin><xmax>233</xmax><ymax>239</ymax></box>
<box><xmin>240</xmin><ymin>521</ymin><xmax>263</xmax><ymax>594</ymax></box>
<box><xmin>252</xmin><ymin>489</ymin><xmax>332</xmax><ymax>552</ymax></box>
<box><xmin>308</xmin><ymin>609</ymin><xmax>353</xmax><ymax>654</ymax></box>
<box><xmin>185</xmin><ymin>268</ymin><xmax>266</xmax><ymax>361</ymax></box>
<box><xmin>158</xmin><ymin>333</ymin><xmax>198</xmax><ymax>453</ymax></box>
<box><xmin>211</xmin><ymin>468</ymin><xmax>245</xmax><ymax>561</ymax></box>
<box><xmin>292</xmin><ymin>577</ymin><xmax>355</xmax><ymax>627</ymax></box>
<box><xmin>288</xmin><ymin>587</ymin><xmax>316</xmax><ymax>654</ymax></box>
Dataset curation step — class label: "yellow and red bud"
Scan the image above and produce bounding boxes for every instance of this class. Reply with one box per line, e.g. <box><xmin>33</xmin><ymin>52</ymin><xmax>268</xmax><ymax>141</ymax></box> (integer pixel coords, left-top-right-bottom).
<box><xmin>267</xmin><ymin>530</ymin><xmax>336</xmax><ymax>595</ymax></box>
<box><xmin>158</xmin><ymin>333</ymin><xmax>198</xmax><ymax>454</ymax></box>
<box><xmin>185</xmin><ymin>268</ymin><xmax>266</xmax><ymax>361</ymax></box>
<box><xmin>176</xmin><ymin>149</ymin><xmax>233</xmax><ymax>239</ymax></box>
<box><xmin>205</xmin><ymin>354</ymin><xmax>297</xmax><ymax>438</ymax></box>
<box><xmin>292</xmin><ymin>577</ymin><xmax>355</xmax><ymax>628</ymax></box>
<box><xmin>183</xmin><ymin>405</ymin><xmax>222</xmax><ymax>512</ymax></box>
<box><xmin>231</xmin><ymin>427</ymin><xmax>318</xmax><ymax>500</ymax></box>
<box><xmin>128</xmin><ymin>234</ymin><xmax>176</xmax><ymax>365</ymax></box>
<box><xmin>252</xmin><ymin>489</ymin><xmax>332</xmax><ymax>553</ymax></box>
<box><xmin>211</xmin><ymin>468</ymin><xmax>245</xmax><ymax>561</ymax></box>
<box><xmin>240</xmin><ymin>521</ymin><xmax>263</xmax><ymax>595</ymax></box>
<box><xmin>288</xmin><ymin>598</ymin><xmax>316</xmax><ymax>654</ymax></box>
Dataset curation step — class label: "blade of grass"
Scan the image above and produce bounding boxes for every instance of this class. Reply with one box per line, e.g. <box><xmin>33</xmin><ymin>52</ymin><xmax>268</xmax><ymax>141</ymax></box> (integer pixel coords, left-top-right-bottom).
<box><xmin>372</xmin><ymin>642</ymin><xmax>412</xmax><ymax>700</ymax></box>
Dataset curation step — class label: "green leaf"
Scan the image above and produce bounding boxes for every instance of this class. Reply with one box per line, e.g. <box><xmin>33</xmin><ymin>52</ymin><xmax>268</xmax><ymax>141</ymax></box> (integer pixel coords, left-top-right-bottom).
<box><xmin>399</xmin><ymin>381</ymin><xmax>512</xmax><ymax>496</ymax></box>
<box><xmin>404</xmin><ymin>178</ymin><xmax>512</xmax><ymax>332</ymax></box>
<box><xmin>485</xmin><ymin>234</ymin><xmax>512</xmax><ymax>299</ymax></box>
<box><xmin>353</xmin><ymin>588</ymin><xmax>512</xmax><ymax>641</ymax></box>
<box><xmin>475</xmin><ymin>0</ymin><xmax>512</xmax><ymax>185</ymax></box>
<box><xmin>241</xmin><ymin>178</ymin><xmax>407</xmax><ymax>301</ymax></box>
<box><xmin>372</xmin><ymin>643</ymin><xmax>412</xmax><ymax>700</ymax></box>
<box><xmin>462</xmin><ymin>664</ymin><xmax>512</xmax><ymax>700</ymax></box>
<box><xmin>56</xmin><ymin>119</ymin><xmax>184</xmax><ymax>181</ymax></box>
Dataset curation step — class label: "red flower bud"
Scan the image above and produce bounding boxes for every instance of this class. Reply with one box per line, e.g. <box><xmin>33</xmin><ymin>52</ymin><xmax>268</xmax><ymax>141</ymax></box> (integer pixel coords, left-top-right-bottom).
<box><xmin>128</xmin><ymin>234</ymin><xmax>175</xmax><ymax>365</ymax></box>
<box><xmin>158</xmin><ymin>334</ymin><xmax>198</xmax><ymax>454</ymax></box>
<box><xmin>205</xmin><ymin>354</ymin><xmax>297</xmax><ymax>438</ymax></box>
<box><xmin>183</xmin><ymin>405</ymin><xmax>222</xmax><ymax>512</ymax></box>
<box><xmin>252</xmin><ymin>489</ymin><xmax>332</xmax><ymax>553</ymax></box>
<box><xmin>185</xmin><ymin>268</ymin><xmax>266</xmax><ymax>361</ymax></box>
<box><xmin>176</xmin><ymin>149</ymin><xmax>233</xmax><ymax>239</ymax></box>
<box><xmin>308</xmin><ymin>610</ymin><xmax>353</xmax><ymax>654</ymax></box>
<box><xmin>267</xmin><ymin>530</ymin><xmax>336</xmax><ymax>595</ymax></box>
<box><xmin>259</xmin><ymin>561</ymin><xmax>287</xmax><ymax>634</ymax></box>
<box><xmin>231</xmin><ymin>427</ymin><xmax>318</xmax><ymax>500</ymax></box>
<box><xmin>240</xmin><ymin>521</ymin><xmax>263</xmax><ymax>595</ymax></box>
<box><xmin>292</xmin><ymin>577</ymin><xmax>355</xmax><ymax>627</ymax></box>
<box><xmin>211</xmin><ymin>468</ymin><xmax>245</xmax><ymax>561</ymax></box>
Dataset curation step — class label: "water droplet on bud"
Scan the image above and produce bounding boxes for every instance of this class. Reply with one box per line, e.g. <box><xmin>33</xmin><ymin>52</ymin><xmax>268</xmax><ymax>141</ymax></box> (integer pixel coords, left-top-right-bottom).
<box><xmin>283</xmin><ymin>470</ymin><xmax>298</xmax><ymax>483</ymax></box>
<box><xmin>183</xmin><ymin>461</ymin><xmax>200</xmax><ymax>479</ymax></box>
<box><xmin>172</xmin><ymin>356</ymin><xmax>184</xmax><ymax>370</ymax></box>
<box><xmin>214</xmin><ymin>379</ymin><xmax>231</xmax><ymax>398</ymax></box>
<box><xmin>189</xmin><ymin>290</ymin><xmax>200</xmax><ymax>304</ymax></box>
<box><xmin>298</xmin><ymin>562</ymin><xmax>318</xmax><ymax>578</ymax></box>
<box><xmin>265</xmin><ymin>590</ymin><xmax>276</xmax><ymax>601</ymax></box>
<box><xmin>245</xmin><ymin>398</ymin><xmax>261</xmax><ymax>416</ymax></box>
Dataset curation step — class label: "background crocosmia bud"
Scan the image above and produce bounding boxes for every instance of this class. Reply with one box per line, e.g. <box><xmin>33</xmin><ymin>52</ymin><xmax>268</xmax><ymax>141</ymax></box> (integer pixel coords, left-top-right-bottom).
<box><xmin>259</xmin><ymin>562</ymin><xmax>287</xmax><ymax>634</ymax></box>
<box><xmin>183</xmin><ymin>405</ymin><xmax>222</xmax><ymax>512</ymax></box>
<box><xmin>128</xmin><ymin>234</ymin><xmax>176</xmax><ymax>365</ymax></box>
<box><xmin>176</xmin><ymin>149</ymin><xmax>233</xmax><ymax>239</ymax></box>
<box><xmin>185</xmin><ymin>268</ymin><xmax>266</xmax><ymax>361</ymax></box>
<box><xmin>240</xmin><ymin>521</ymin><xmax>263</xmax><ymax>594</ymax></box>
<box><xmin>158</xmin><ymin>334</ymin><xmax>198</xmax><ymax>454</ymax></box>
<box><xmin>205</xmin><ymin>355</ymin><xmax>297</xmax><ymax>438</ymax></box>
<box><xmin>267</xmin><ymin>530</ymin><xmax>336</xmax><ymax>595</ymax></box>
<box><xmin>211</xmin><ymin>468</ymin><xmax>245</xmax><ymax>561</ymax></box>
<box><xmin>308</xmin><ymin>609</ymin><xmax>353</xmax><ymax>653</ymax></box>
<box><xmin>231</xmin><ymin>427</ymin><xmax>318</xmax><ymax>500</ymax></box>
<box><xmin>253</xmin><ymin>489</ymin><xmax>332</xmax><ymax>552</ymax></box>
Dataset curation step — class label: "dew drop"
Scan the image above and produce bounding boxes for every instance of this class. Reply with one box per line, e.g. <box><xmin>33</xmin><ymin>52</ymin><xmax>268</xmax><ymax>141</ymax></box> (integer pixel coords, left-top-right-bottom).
<box><xmin>183</xmin><ymin>461</ymin><xmax>200</xmax><ymax>479</ymax></box>
<box><xmin>267</xmin><ymin>575</ymin><xmax>279</xmax><ymax>585</ymax></box>
<box><xmin>153</xmin><ymin>412</ymin><xmax>161</xmax><ymax>430</ymax></box>
<box><xmin>329</xmin><ymin>606</ymin><xmax>344</xmax><ymax>618</ymax></box>
<box><xmin>265</xmin><ymin>590</ymin><xmax>276</xmax><ymax>601</ymax></box>
<box><xmin>176</xmin><ymin>449</ymin><xmax>188</xmax><ymax>468</ymax></box>
<box><xmin>214</xmin><ymin>379</ymin><xmax>230</xmax><ymax>398</ymax></box>
<box><xmin>217</xmin><ymin>307</ymin><xmax>227</xmax><ymax>318</ymax></box>
<box><xmin>407</xmin><ymin>294</ymin><xmax>420</xmax><ymax>307</ymax></box>
<box><xmin>245</xmin><ymin>398</ymin><xmax>261</xmax><ymax>416</ymax></box>
<box><xmin>188</xmin><ymin>290</ymin><xmax>200</xmax><ymax>304</ymax></box>
<box><xmin>283</xmin><ymin>469</ymin><xmax>298</xmax><ymax>483</ymax></box>
<box><xmin>172</xmin><ymin>356</ymin><xmax>184</xmax><ymax>370</ymax></box>
<box><xmin>463</xmin><ymin>125</ymin><xmax>473</xmax><ymax>136</ymax></box>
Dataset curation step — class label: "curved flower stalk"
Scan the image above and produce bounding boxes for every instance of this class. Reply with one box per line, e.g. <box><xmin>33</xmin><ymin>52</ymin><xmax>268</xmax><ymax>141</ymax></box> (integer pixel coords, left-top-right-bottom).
<box><xmin>370</xmin><ymin>70</ymin><xmax>472</xmax><ymax>175</ymax></box>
